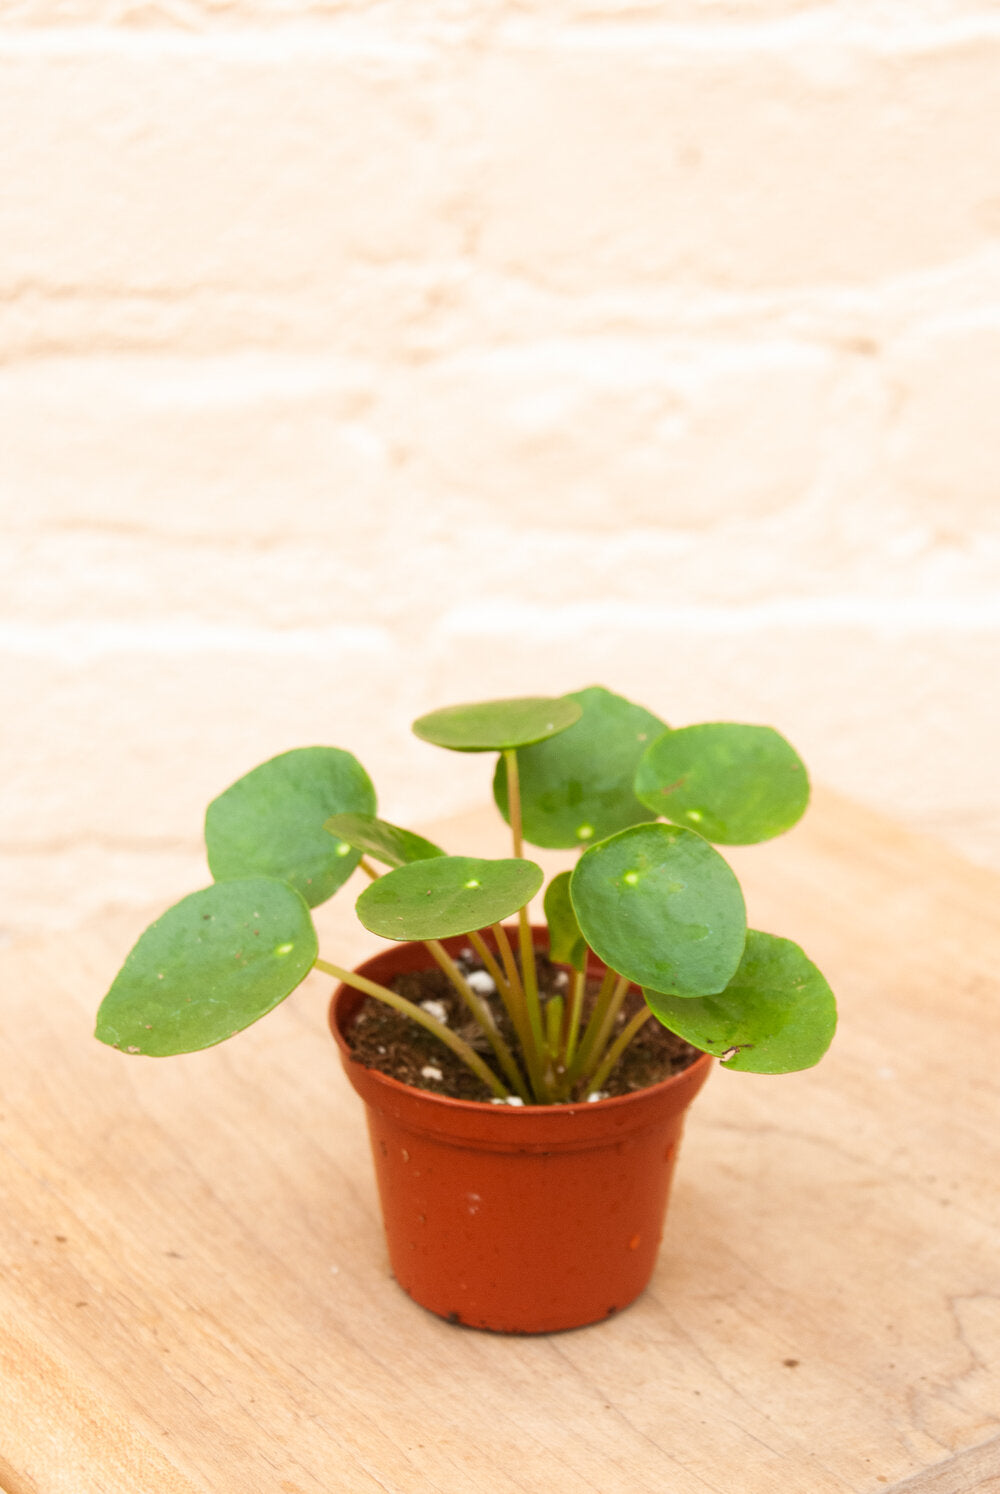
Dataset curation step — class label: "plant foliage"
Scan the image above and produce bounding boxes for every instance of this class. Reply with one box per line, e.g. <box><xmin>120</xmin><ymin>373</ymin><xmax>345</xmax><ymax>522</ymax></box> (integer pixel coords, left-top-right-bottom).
<box><xmin>97</xmin><ymin>688</ymin><xmax>836</xmax><ymax>1098</ymax></box>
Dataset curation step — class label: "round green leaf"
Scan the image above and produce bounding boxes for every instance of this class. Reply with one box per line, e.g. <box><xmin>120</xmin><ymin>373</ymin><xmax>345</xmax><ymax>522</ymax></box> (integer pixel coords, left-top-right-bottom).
<box><xmin>205</xmin><ymin>746</ymin><xmax>376</xmax><ymax>908</ymax></box>
<box><xmin>644</xmin><ymin>930</ymin><xmax>837</xmax><ymax>1073</ymax></box>
<box><xmin>570</xmin><ymin>823</ymin><xmax>746</xmax><ymax>997</ymax></box>
<box><xmin>324</xmin><ymin>812</ymin><xmax>445</xmax><ymax>870</ymax></box>
<box><xmin>356</xmin><ymin>855</ymin><xmax>544</xmax><ymax>941</ymax></box>
<box><xmin>493</xmin><ymin>685</ymin><xmax>667</xmax><ymax>849</ymax></box>
<box><xmin>412</xmin><ymin>696</ymin><xmax>582</xmax><ymax>753</ymax></box>
<box><xmin>634</xmin><ymin>723</ymin><xmax>809</xmax><ymax>845</ymax></box>
<box><xmin>95</xmin><ymin>878</ymin><xmax>318</xmax><ymax>1057</ymax></box>
<box><xmin>544</xmin><ymin>870</ymin><xmax>587</xmax><ymax>970</ymax></box>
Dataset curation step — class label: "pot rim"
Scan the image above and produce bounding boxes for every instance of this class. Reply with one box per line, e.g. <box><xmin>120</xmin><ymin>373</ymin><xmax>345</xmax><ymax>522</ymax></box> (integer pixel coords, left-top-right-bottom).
<box><xmin>327</xmin><ymin>929</ymin><xmax>714</xmax><ymax>1143</ymax></box>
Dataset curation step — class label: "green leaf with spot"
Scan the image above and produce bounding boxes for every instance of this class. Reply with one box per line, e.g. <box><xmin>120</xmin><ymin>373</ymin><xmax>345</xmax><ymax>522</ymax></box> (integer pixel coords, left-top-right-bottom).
<box><xmin>95</xmin><ymin>878</ymin><xmax>318</xmax><ymax>1056</ymax></box>
<box><xmin>356</xmin><ymin>855</ymin><xmax>544</xmax><ymax>941</ymax></box>
<box><xmin>570</xmin><ymin>823</ymin><xmax>746</xmax><ymax>997</ymax></box>
<box><xmin>205</xmin><ymin>746</ymin><xmax>376</xmax><ymax>908</ymax></box>
<box><xmin>644</xmin><ymin>930</ymin><xmax>837</xmax><ymax>1073</ymax></box>
<box><xmin>324</xmin><ymin>812</ymin><xmax>445</xmax><ymax>870</ymax></box>
<box><xmin>544</xmin><ymin>870</ymin><xmax>587</xmax><ymax>970</ymax></box>
<box><xmin>493</xmin><ymin>685</ymin><xmax>667</xmax><ymax>849</ymax></box>
<box><xmin>634</xmin><ymin>722</ymin><xmax>809</xmax><ymax>845</ymax></box>
<box><xmin>412</xmin><ymin>696</ymin><xmax>582</xmax><ymax>753</ymax></box>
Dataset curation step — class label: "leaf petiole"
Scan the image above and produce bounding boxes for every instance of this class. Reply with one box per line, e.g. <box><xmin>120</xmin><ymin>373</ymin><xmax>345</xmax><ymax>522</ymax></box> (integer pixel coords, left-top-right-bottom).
<box><xmin>315</xmin><ymin>957</ymin><xmax>510</xmax><ymax>1100</ymax></box>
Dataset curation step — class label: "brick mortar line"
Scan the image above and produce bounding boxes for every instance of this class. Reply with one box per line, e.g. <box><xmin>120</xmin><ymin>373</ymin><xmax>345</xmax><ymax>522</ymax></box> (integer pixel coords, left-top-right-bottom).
<box><xmin>435</xmin><ymin>598</ymin><xmax>1000</xmax><ymax>635</ymax></box>
<box><xmin>0</xmin><ymin>341</ymin><xmax>833</xmax><ymax>388</ymax></box>
<box><xmin>0</xmin><ymin>837</ymin><xmax>201</xmax><ymax>854</ymax></box>
<box><xmin>4</xmin><ymin>257</ymin><xmax>1000</xmax><ymax>336</ymax></box>
<box><xmin>500</xmin><ymin>10</ymin><xmax>1000</xmax><ymax>56</ymax></box>
<box><xmin>3</xmin><ymin>310</ymin><xmax>1000</xmax><ymax>382</ymax></box>
<box><xmin>0</xmin><ymin>24</ymin><xmax>435</xmax><ymax>60</ymax></box>
<box><xmin>3</xmin><ymin>13</ymin><xmax>1000</xmax><ymax>59</ymax></box>
<box><xmin>0</xmin><ymin>621</ymin><xmax>395</xmax><ymax>659</ymax></box>
<box><xmin>1</xmin><ymin>602</ymin><xmax>999</xmax><ymax>663</ymax></box>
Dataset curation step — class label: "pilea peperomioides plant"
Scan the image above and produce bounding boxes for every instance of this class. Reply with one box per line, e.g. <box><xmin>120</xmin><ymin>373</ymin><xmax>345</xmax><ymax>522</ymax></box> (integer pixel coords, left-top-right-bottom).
<box><xmin>96</xmin><ymin>686</ymin><xmax>837</xmax><ymax>1102</ymax></box>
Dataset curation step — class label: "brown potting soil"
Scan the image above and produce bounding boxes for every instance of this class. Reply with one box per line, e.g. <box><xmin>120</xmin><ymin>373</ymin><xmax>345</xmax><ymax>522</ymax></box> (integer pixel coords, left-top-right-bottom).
<box><xmin>345</xmin><ymin>947</ymin><xmax>702</xmax><ymax>1103</ymax></box>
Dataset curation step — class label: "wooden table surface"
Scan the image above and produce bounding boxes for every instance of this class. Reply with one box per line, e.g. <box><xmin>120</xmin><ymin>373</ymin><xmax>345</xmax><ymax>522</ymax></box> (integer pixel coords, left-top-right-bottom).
<box><xmin>2</xmin><ymin>790</ymin><xmax>999</xmax><ymax>1494</ymax></box>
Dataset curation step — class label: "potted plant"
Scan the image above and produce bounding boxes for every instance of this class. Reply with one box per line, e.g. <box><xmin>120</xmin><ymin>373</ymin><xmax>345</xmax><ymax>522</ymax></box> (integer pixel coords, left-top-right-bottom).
<box><xmin>96</xmin><ymin>686</ymin><xmax>836</xmax><ymax>1333</ymax></box>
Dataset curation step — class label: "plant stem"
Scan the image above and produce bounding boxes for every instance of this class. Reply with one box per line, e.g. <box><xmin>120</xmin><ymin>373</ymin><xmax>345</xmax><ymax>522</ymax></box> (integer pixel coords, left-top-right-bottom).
<box><xmin>465</xmin><ymin>929</ymin><xmax>512</xmax><ymax>1000</ymax></box>
<box><xmin>505</xmin><ymin>747</ymin><xmax>526</xmax><ymax>862</ymax></box>
<box><xmin>574</xmin><ymin>974</ymin><xmax>632</xmax><ymax>1094</ymax></box>
<box><xmin>490</xmin><ymin>923</ymin><xmax>530</xmax><ymax>1041</ymax></box>
<box><xmin>465</xmin><ymin>928</ymin><xmax>541</xmax><ymax>1093</ymax></box>
<box><xmin>560</xmin><ymin>966</ymin><xmax>625</xmax><ymax>1096</ymax></box>
<box><xmin>423</xmin><ymin>939</ymin><xmax>531</xmax><ymax>1103</ymax></box>
<box><xmin>583</xmin><ymin>1007</ymin><xmax>654</xmax><ymax>1098</ymax></box>
<box><xmin>358</xmin><ymin>856</ymin><xmax>380</xmax><ymax>880</ymax></box>
<box><xmin>490</xmin><ymin>922</ymin><xmax>550</xmax><ymax>1102</ymax></box>
<box><xmin>563</xmin><ymin>966</ymin><xmax>587</xmax><ymax>1069</ymax></box>
<box><xmin>491</xmin><ymin>921</ymin><xmax>522</xmax><ymax>998</ymax></box>
<box><xmin>316</xmin><ymin>957</ymin><xmax>509</xmax><ymax>1100</ymax></box>
<box><xmin>545</xmin><ymin>995</ymin><xmax>564</xmax><ymax>1058</ymax></box>
<box><xmin>502</xmin><ymin>748</ymin><xmax>548</xmax><ymax>1088</ymax></box>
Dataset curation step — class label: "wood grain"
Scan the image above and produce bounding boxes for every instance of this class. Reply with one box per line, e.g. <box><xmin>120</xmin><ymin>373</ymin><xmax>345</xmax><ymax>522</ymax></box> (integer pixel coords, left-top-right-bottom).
<box><xmin>1</xmin><ymin>789</ymin><xmax>998</xmax><ymax>1493</ymax></box>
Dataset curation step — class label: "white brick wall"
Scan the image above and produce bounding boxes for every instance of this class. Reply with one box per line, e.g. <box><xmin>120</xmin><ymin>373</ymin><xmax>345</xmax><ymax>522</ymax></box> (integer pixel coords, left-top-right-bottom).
<box><xmin>2</xmin><ymin>4</ymin><xmax>999</xmax><ymax>937</ymax></box>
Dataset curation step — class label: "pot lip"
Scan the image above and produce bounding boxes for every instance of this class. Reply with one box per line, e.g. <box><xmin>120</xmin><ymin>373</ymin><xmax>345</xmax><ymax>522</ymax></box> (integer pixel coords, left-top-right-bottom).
<box><xmin>327</xmin><ymin>929</ymin><xmax>714</xmax><ymax>1123</ymax></box>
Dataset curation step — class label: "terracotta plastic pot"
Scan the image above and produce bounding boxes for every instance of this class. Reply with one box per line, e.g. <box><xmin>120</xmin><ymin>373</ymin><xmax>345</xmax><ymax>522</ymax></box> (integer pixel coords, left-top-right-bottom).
<box><xmin>329</xmin><ymin>928</ymin><xmax>712</xmax><ymax>1334</ymax></box>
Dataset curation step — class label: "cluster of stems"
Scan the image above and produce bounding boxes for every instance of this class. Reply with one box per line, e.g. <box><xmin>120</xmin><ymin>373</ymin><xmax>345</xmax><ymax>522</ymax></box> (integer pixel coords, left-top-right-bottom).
<box><xmin>314</xmin><ymin>749</ymin><xmax>652</xmax><ymax>1105</ymax></box>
